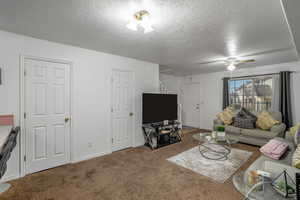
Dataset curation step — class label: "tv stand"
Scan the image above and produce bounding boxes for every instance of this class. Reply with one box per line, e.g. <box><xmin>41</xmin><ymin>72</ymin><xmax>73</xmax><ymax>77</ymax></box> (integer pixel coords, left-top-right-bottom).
<box><xmin>142</xmin><ymin>121</ymin><xmax>181</xmax><ymax>150</ymax></box>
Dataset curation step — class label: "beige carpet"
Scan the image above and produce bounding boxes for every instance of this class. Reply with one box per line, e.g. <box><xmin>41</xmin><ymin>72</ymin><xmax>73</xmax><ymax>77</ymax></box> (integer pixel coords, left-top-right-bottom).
<box><xmin>0</xmin><ymin>129</ymin><xmax>260</xmax><ymax>200</ymax></box>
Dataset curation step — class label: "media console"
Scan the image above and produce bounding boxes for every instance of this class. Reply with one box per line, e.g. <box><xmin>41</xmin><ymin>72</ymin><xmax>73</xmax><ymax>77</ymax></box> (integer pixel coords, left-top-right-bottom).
<box><xmin>142</xmin><ymin>121</ymin><xmax>182</xmax><ymax>150</ymax></box>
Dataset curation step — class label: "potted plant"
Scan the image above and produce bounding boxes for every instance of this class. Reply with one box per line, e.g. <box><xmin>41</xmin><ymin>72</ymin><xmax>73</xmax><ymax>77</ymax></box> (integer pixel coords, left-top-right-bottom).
<box><xmin>216</xmin><ymin>125</ymin><xmax>226</xmax><ymax>141</ymax></box>
<box><xmin>216</xmin><ymin>125</ymin><xmax>225</xmax><ymax>132</ymax></box>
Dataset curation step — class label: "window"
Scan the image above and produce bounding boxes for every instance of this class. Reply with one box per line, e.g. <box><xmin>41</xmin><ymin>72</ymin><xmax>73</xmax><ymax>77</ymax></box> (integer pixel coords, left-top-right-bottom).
<box><xmin>229</xmin><ymin>76</ymin><xmax>273</xmax><ymax>111</ymax></box>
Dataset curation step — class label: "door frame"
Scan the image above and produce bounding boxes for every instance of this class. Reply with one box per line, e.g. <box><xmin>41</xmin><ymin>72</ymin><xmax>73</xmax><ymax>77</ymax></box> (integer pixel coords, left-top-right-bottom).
<box><xmin>20</xmin><ymin>55</ymin><xmax>74</xmax><ymax>177</ymax></box>
<box><xmin>110</xmin><ymin>68</ymin><xmax>135</xmax><ymax>152</ymax></box>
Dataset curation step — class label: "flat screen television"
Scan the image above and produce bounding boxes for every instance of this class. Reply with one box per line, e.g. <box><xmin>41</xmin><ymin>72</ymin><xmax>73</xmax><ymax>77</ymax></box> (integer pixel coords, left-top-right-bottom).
<box><xmin>142</xmin><ymin>93</ymin><xmax>178</xmax><ymax>124</ymax></box>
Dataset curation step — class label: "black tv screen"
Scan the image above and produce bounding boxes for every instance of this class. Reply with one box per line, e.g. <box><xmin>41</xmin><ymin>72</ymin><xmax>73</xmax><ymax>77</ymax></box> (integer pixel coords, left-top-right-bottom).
<box><xmin>143</xmin><ymin>93</ymin><xmax>178</xmax><ymax>124</ymax></box>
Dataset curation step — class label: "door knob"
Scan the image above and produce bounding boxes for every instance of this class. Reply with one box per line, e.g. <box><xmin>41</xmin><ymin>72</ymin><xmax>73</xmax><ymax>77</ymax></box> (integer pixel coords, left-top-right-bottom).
<box><xmin>65</xmin><ymin>117</ymin><xmax>70</xmax><ymax>123</ymax></box>
<box><xmin>129</xmin><ymin>112</ymin><xmax>134</xmax><ymax>117</ymax></box>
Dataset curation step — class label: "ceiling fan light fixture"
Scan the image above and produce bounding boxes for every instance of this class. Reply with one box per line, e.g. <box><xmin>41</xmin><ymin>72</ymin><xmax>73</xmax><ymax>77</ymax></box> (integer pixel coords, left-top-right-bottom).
<box><xmin>227</xmin><ymin>63</ymin><xmax>236</xmax><ymax>71</ymax></box>
<box><xmin>126</xmin><ymin>10</ymin><xmax>154</xmax><ymax>33</ymax></box>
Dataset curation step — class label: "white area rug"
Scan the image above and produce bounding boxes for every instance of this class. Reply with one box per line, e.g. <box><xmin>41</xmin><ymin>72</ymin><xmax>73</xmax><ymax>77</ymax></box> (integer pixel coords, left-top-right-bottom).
<box><xmin>167</xmin><ymin>146</ymin><xmax>252</xmax><ymax>183</ymax></box>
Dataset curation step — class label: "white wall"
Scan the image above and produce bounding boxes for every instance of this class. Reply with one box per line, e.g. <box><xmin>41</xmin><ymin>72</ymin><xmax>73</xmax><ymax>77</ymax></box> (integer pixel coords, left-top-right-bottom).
<box><xmin>0</xmin><ymin>30</ymin><xmax>159</xmax><ymax>181</ymax></box>
<box><xmin>159</xmin><ymin>74</ymin><xmax>185</xmax><ymax>124</ymax></box>
<box><xmin>159</xmin><ymin>74</ymin><xmax>183</xmax><ymax>102</ymax></box>
<box><xmin>159</xmin><ymin>74</ymin><xmax>181</xmax><ymax>94</ymax></box>
<box><xmin>181</xmin><ymin>62</ymin><xmax>300</xmax><ymax>130</ymax></box>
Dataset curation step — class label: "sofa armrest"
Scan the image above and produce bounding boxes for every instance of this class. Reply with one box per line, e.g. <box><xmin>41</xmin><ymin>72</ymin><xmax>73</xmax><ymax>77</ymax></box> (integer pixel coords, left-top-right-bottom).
<box><xmin>270</xmin><ymin>123</ymin><xmax>286</xmax><ymax>137</ymax></box>
<box><xmin>285</xmin><ymin>131</ymin><xmax>295</xmax><ymax>144</ymax></box>
<box><xmin>213</xmin><ymin>119</ymin><xmax>224</xmax><ymax>131</ymax></box>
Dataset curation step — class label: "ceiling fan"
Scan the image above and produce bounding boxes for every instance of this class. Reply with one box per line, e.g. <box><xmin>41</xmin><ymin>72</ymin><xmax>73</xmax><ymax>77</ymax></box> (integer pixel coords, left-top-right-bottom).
<box><xmin>195</xmin><ymin>57</ymin><xmax>255</xmax><ymax>71</ymax></box>
<box><xmin>224</xmin><ymin>58</ymin><xmax>255</xmax><ymax>71</ymax></box>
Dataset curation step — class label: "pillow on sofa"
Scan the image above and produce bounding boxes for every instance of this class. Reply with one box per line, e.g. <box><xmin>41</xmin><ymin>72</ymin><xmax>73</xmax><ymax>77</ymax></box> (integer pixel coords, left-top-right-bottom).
<box><xmin>294</xmin><ymin>127</ymin><xmax>300</xmax><ymax>146</ymax></box>
<box><xmin>290</xmin><ymin>123</ymin><xmax>300</xmax><ymax>136</ymax></box>
<box><xmin>217</xmin><ymin>107</ymin><xmax>235</xmax><ymax>125</ymax></box>
<box><xmin>234</xmin><ymin>116</ymin><xmax>255</xmax><ymax>129</ymax></box>
<box><xmin>239</xmin><ymin>107</ymin><xmax>257</xmax><ymax>121</ymax></box>
<box><xmin>260</xmin><ymin>138</ymin><xmax>289</xmax><ymax>160</ymax></box>
<box><xmin>256</xmin><ymin>111</ymin><xmax>280</xmax><ymax>130</ymax></box>
<box><xmin>234</xmin><ymin>108</ymin><xmax>256</xmax><ymax>129</ymax></box>
<box><xmin>292</xmin><ymin>144</ymin><xmax>300</xmax><ymax>168</ymax></box>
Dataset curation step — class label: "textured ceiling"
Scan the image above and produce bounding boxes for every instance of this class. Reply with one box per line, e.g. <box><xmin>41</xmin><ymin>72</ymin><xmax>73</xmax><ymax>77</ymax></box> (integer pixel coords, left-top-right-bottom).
<box><xmin>0</xmin><ymin>0</ymin><xmax>298</xmax><ymax>75</ymax></box>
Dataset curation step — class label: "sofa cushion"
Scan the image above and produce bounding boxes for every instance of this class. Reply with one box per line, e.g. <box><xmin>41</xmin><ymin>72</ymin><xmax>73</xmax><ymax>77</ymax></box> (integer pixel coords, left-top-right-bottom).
<box><xmin>217</xmin><ymin>107</ymin><xmax>235</xmax><ymax>125</ymax></box>
<box><xmin>225</xmin><ymin>126</ymin><xmax>241</xmax><ymax>135</ymax></box>
<box><xmin>241</xmin><ymin>128</ymin><xmax>279</xmax><ymax>139</ymax></box>
<box><xmin>256</xmin><ymin>111</ymin><xmax>280</xmax><ymax>130</ymax></box>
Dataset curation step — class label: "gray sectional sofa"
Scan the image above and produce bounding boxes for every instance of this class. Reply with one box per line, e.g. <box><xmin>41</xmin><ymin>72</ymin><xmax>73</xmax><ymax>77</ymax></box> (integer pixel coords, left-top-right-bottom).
<box><xmin>214</xmin><ymin>111</ymin><xmax>286</xmax><ymax>146</ymax></box>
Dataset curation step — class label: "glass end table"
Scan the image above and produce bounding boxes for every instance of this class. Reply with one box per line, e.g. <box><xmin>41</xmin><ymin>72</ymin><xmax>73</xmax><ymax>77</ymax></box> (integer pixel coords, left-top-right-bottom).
<box><xmin>233</xmin><ymin>171</ymin><xmax>295</xmax><ymax>200</ymax></box>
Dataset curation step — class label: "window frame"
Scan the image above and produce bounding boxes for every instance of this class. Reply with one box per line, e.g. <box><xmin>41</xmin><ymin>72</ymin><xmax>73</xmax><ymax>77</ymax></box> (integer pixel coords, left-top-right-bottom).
<box><xmin>228</xmin><ymin>75</ymin><xmax>273</xmax><ymax>111</ymax></box>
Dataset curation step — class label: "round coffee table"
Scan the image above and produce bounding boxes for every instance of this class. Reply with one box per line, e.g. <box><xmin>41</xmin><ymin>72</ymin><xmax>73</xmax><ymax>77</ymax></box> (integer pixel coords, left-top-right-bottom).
<box><xmin>192</xmin><ymin>132</ymin><xmax>239</xmax><ymax>161</ymax></box>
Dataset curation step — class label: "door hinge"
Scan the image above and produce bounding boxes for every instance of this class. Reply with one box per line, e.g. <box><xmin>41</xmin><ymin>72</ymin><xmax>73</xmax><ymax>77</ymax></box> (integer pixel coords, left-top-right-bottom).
<box><xmin>24</xmin><ymin>112</ymin><xmax>26</xmax><ymax>119</ymax></box>
<box><xmin>112</xmin><ymin>138</ymin><xmax>114</xmax><ymax>144</ymax></box>
<box><xmin>24</xmin><ymin>155</ymin><xmax>26</xmax><ymax>162</ymax></box>
<box><xmin>24</xmin><ymin>69</ymin><xmax>26</xmax><ymax>76</ymax></box>
<box><xmin>111</xmin><ymin>108</ymin><xmax>113</xmax><ymax>113</ymax></box>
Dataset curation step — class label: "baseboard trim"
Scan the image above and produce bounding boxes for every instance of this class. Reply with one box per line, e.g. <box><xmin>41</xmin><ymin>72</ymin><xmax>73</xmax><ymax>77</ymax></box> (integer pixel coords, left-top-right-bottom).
<box><xmin>0</xmin><ymin>174</ymin><xmax>20</xmax><ymax>183</ymax></box>
<box><xmin>72</xmin><ymin>151</ymin><xmax>111</xmax><ymax>164</ymax></box>
<box><xmin>133</xmin><ymin>140</ymin><xmax>145</xmax><ymax>147</ymax></box>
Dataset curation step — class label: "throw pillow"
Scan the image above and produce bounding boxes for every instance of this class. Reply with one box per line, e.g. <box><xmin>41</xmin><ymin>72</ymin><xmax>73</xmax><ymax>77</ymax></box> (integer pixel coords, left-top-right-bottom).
<box><xmin>234</xmin><ymin>108</ymin><xmax>257</xmax><ymax>129</ymax></box>
<box><xmin>217</xmin><ymin>107</ymin><xmax>235</xmax><ymax>125</ymax></box>
<box><xmin>256</xmin><ymin>111</ymin><xmax>280</xmax><ymax>130</ymax></box>
<box><xmin>239</xmin><ymin>107</ymin><xmax>257</xmax><ymax>121</ymax></box>
<box><xmin>234</xmin><ymin>117</ymin><xmax>255</xmax><ymax>129</ymax></box>
<box><xmin>290</xmin><ymin>123</ymin><xmax>300</xmax><ymax>136</ymax></box>
<box><xmin>260</xmin><ymin>138</ymin><xmax>289</xmax><ymax>160</ymax></box>
<box><xmin>292</xmin><ymin>144</ymin><xmax>300</xmax><ymax>169</ymax></box>
<box><xmin>294</xmin><ymin>127</ymin><xmax>300</xmax><ymax>146</ymax></box>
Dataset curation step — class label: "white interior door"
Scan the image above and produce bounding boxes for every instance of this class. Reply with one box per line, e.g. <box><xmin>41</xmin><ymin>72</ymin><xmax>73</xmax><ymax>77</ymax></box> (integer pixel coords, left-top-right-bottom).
<box><xmin>24</xmin><ymin>58</ymin><xmax>71</xmax><ymax>174</ymax></box>
<box><xmin>111</xmin><ymin>70</ymin><xmax>134</xmax><ymax>152</ymax></box>
<box><xmin>182</xmin><ymin>83</ymin><xmax>201</xmax><ymax>128</ymax></box>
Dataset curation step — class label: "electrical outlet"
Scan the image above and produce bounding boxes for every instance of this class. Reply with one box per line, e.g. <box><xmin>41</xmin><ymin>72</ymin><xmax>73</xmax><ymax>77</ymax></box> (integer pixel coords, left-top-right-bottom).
<box><xmin>88</xmin><ymin>142</ymin><xmax>93</xmax><ymax>148</ymax></box>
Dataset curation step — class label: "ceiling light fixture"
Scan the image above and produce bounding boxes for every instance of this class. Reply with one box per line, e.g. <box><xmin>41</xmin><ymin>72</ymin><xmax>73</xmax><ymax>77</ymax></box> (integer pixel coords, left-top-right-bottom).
<box><xmin>126</xmin><ymin>10</ymin><xmax>154</xmax><ymax>33</ymax></box>
<box><xmin>227</xmin><ymin>63</ymin><xmax>236</xmax><ymax>71</ymax></box>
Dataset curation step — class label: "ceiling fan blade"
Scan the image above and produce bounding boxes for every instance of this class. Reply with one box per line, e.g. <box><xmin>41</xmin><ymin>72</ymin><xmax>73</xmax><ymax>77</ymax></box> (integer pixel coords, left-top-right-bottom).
<box><xmin>194</xmin><ymin>59</ymin><xmax>225</xmax><ymax>65</ymax></box>
<box><xmin>238</xmin><ymin>47</ymin><xmax>293</xmax><ymax>58</ymax></box>
<box><xmin>238</xmin><ymin>59</ymin><xmax>255</xmax><ymax>64</ymax></box>
<box><xmin>193</xmin><ymin>47</ymin><xmax>292</xmax><ymax>66</ymax></box>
